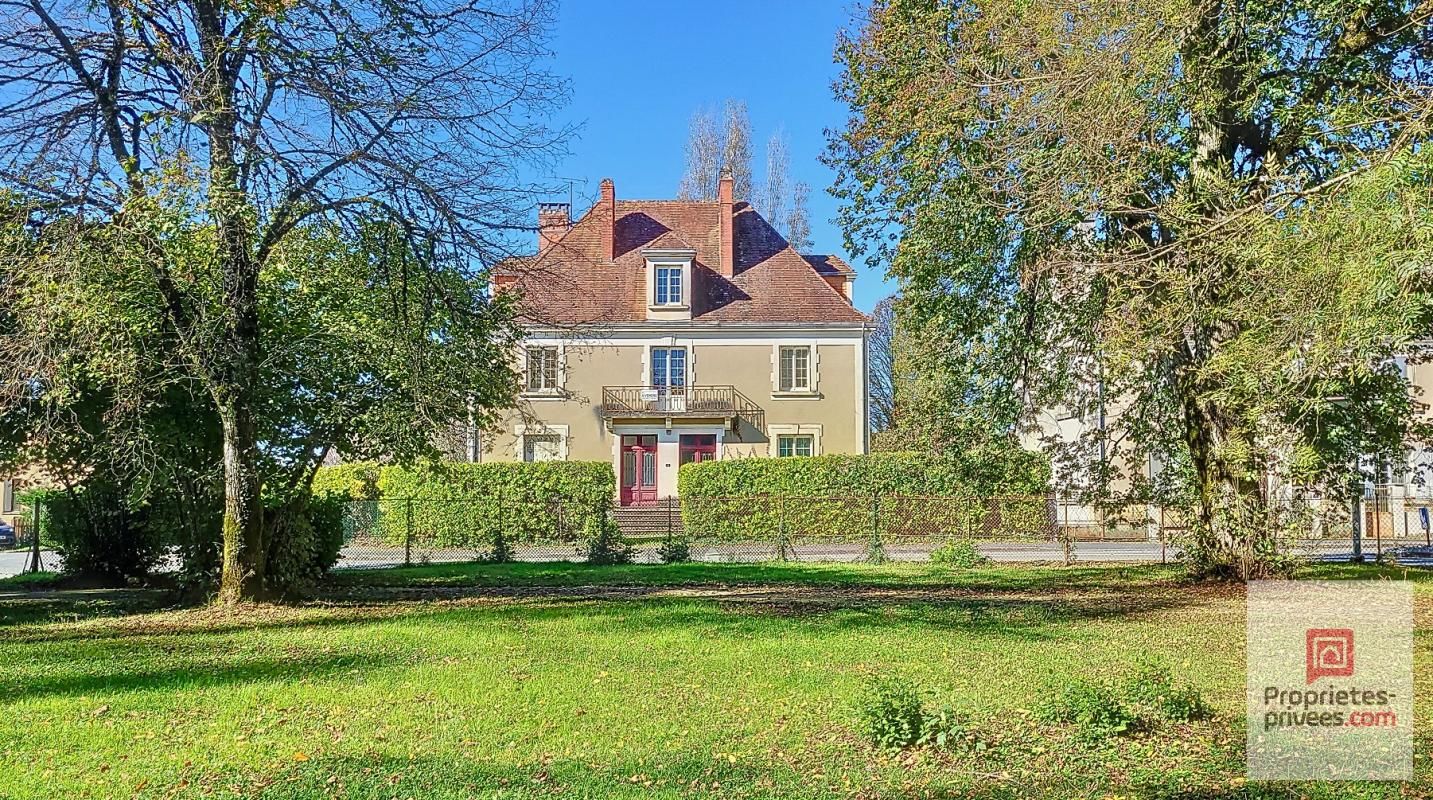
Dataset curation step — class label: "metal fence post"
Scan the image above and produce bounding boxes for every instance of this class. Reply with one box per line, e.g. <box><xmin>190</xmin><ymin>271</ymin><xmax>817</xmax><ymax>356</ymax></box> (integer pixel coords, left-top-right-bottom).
<box><xmin>404</xmin><ymin>497</ymin><xmax>414</xmax><ymax>567</ymax></box>
<box><xmin>25</xmin><ymin>498</ymin><xmax>43</xmax><ymax>574</ymax></box>
<box><xmin>777</xmin><ymin>495</ymin><xmax>787</xmax><ymax>562</ymax></box>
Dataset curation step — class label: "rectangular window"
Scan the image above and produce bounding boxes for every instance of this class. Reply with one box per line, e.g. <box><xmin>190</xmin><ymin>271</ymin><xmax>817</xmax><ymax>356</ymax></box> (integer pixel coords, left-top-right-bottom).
<box><xmin>525</xmin><ymin>346</ymin><xmax>558</xmax><ymax>392</ymax></box>
<box><xmin>654</xmin><ymin>266</ymin><xmax>683</xmax><ymax>306</ymax></box>
<box><xmin>0</xmin><ymin>480</ymin><xmax>12</xmax><ymax>514</ymax></box>
<box><xmin>651</xmin><ymin>347</ymin><xmax>686</xmax><ymax>394</ymax></box>
<box><xmin>522</xmin><ymin>434</ymin><xmax>561</xmax><ymax>462</ymax></box>
<box><xmin>779</xmin><ymin>346</ymin><xmax>811</xmax><ymax>392</ymax></box>
<box><xmin>777</xmin><ymin>435</ymin><xmax>814</xmax><ymax>457</ymax></box>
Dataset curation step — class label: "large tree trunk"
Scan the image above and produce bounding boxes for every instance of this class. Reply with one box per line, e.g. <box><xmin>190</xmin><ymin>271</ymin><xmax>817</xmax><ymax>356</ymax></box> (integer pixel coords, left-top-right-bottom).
<box><xmin>216</xmin><ymin>399</ymin><xmax>265</xmax><ymax>603</ymax></box>
<box><xmin>1175</xmin><ymin>331</ymin><xmax>1268</xmax><ymax>579</ymax></box>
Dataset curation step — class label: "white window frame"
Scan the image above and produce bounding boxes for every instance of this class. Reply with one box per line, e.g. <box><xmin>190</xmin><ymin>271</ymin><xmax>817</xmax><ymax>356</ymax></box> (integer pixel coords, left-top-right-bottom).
<box><xmin>777</xmin><ymin>435</ymin><xmax>814</xmax><ymax>457</ymax></box>
<box><xmin>514</xmin><ymin>424</ymin><xmax>569</xmax><ymax>461</ymax></box>
<box><xmin>522</xmin><ymin>343</ymin><xmax>564</xmax><ymax>396</ymax></box>
<box><xmin>643</xmin><ymin>251</ymin><xmax>694</xmax><ymax>318</ymax></box>
<box><xmin>649</xmin><ymin>345</ymin><xmax>688</xmax><ymax>393</ymax></box>
<box><xmin>771</xmin><ymin>342</ymin><xmax>819</xmax><ymax>396</ymax></box>
<box><xmin>779</xmin><ymin>345</ymin><xmax>812</xmax><ymax>392</ymax></box>
<box><xmin>768</xmin><ymin>423</ymin><xmax>822</xmax><ymax>458</ymax></box>
<box><xmin>0</xmin><ymin>480</ymin><xmax>12</xmax><ymax>515</ymax></box>
<box><xmin>654</xmin><ymin>265</ymin><xmax>684</xmax><ymax>307</ymax></box>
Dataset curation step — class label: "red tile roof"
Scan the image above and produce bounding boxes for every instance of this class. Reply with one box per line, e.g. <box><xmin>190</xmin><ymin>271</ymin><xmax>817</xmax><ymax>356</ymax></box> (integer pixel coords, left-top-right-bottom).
<box><xmin>497</xmin><ymin>192</ymin><xmax>865</xmax><ymax>326</ymax></box>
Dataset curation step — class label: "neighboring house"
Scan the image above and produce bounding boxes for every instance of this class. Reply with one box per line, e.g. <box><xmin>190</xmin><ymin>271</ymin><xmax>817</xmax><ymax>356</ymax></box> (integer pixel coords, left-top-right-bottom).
<box><xmin>485</xmin><ymin>172</ymin><xmax>868</xmax><ymax>505</ymax></box>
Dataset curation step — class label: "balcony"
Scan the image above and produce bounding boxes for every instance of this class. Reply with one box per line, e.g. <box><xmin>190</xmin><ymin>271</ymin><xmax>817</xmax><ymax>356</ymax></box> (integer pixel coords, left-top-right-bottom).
<box><xmin>600</xmin><ymin>385</ymin><xmax>765</xmax><ymax>434</ymax></box>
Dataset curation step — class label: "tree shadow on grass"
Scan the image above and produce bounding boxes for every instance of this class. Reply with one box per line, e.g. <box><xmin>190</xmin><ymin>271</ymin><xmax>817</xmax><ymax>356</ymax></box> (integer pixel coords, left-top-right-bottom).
<box><xmin>0</xmin><ymin>588</ymin><xmax>173</xmax><ymax>628</ymax></box>
<box><xmin>1</xmin><ymin>643</ymin><xmax>406</xmax><ymax>702</ymax></box>
<box><xmin>93</xmin><ymin>747</ymin><xmax>1368</xmax><ymax>800</ymax></box>
<box><xmin>0</xmin><ymin>575</ymin><xmax>1226</xmax><ymax>652</ymax></box>
<box><xmin>327</xmin><ymin>560</ymin><xmax>1192</xmax><ymax>594</ymax></box>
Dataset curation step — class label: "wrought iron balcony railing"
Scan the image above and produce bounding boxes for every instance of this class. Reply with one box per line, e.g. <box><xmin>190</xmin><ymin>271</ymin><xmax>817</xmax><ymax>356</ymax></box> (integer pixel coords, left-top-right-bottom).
<box><xmin>600</xmin><ymin>385</ymin><xmax>765</xmax><ymax>434</ymax></box>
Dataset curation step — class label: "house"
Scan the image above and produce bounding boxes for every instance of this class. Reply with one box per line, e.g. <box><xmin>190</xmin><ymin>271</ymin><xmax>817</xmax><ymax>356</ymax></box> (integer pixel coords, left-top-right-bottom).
<box><xmin>482</xmin><ymin>171</ymin><xmax>869</xmax><ymax>505</ymax></box>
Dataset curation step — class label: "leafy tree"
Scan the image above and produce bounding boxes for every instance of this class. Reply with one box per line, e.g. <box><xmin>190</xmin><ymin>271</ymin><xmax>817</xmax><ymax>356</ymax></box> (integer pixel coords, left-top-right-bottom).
<box><xmin>0</xmin><ymin>0</ymin><xmax>565</xmax><ymax>600</ymax></box>
<box><xmin>830</xmin><ymin>0</ymin><xmax>1433</xmax><ymax>577</ymax></box>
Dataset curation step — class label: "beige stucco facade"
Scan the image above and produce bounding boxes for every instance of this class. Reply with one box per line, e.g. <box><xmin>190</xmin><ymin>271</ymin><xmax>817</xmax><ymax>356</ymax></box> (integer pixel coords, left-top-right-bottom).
<box><xmin>482</xmin><ymin>324</ymin><xmax>868</xmax><ymax>500</ymax></box>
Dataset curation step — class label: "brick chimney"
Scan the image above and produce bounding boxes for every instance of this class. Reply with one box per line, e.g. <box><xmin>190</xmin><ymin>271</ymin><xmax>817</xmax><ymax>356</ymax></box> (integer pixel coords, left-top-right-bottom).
<box><xmin>599</xmin><ymin>178</ymin><xmax>615</xmax><ymax>262</ymax></box>
<box><xmin>537</xmin><ymin>202</ymin><xmax>570</xmax><ymax>254</ymax></box>
<box><xmin>718</xmin><ymin>167</ymin><xmax>734</xmax><ymax>277</ymax></box>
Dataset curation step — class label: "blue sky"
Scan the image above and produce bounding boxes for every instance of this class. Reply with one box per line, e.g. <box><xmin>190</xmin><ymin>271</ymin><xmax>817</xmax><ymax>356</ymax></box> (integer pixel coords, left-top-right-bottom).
<box><xmin>542</xmin><ymin>0</ymin><xmax>892</xmax><ymax>312</ymax></box>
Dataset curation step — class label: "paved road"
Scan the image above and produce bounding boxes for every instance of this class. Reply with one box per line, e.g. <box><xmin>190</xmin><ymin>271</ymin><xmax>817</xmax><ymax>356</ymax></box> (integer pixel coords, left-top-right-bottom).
<box><xmin>4</xmin><ymin>541</ymin><xmax>1429</xmax><ymax>578</ymax></box>
<box><xmin>0</xmin><ymin>548</ymin><xmax>58</xmax><ymax>577</ymax></box>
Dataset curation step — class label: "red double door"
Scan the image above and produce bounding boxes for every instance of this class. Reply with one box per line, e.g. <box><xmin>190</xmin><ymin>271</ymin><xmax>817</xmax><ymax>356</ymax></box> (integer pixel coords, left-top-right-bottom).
<box><xmin>619</xmin><ymin>434</ymin><xmax>716</xmax><ymax>506</ymax></box>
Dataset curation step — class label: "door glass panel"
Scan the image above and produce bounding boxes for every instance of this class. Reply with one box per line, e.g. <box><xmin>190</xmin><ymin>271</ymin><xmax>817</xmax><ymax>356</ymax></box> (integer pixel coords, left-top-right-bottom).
<box><xmin>680</xmin><ymin>449</ymin><xmax>696</xmax><ymax>467</ymax></box>
<box><xmin>641</xmin><ymin>451</ymin><xmax>656</xmax><ymax>485</ymax></box>
<box><xmin>621</xmin><ymin>451</ymin><xmax>636</xmax><ymax>486</ymax></box>
<box><xmin>668</xmin><ymin>349</ymin><xmax>686</xmax><ymax>393</ymax></box>
<box><xmin>640</xmin><ymin>435</ymin><xmax>657</xmax><ymax>447</ymax></box>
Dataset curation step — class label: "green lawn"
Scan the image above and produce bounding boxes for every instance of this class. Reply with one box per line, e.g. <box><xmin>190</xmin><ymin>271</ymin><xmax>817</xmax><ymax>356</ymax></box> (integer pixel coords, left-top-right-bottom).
<box><xmin>0</xmin><ymin>561</ymin><xmax>1428</xmax><ymax>799</ymax></box>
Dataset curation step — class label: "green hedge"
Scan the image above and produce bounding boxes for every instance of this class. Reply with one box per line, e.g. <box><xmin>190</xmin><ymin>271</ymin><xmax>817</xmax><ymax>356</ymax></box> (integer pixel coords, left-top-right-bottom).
<box><xmin>315</xmin><ymin>460</ymin><xmax>615</xmax><ymax>553</ymax></box>
<box><xmin>676</xmin><ymin>452</ymin><xmax>1051</xmax><ymax>542</ymax></box>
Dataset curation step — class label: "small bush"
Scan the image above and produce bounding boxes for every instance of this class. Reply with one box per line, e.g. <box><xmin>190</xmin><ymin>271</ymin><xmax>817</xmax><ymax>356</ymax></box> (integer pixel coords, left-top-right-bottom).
<box><xmin>583</xmin><ymin>513</ymin><xmax>631</xmax><ymax>565</ymax></box>
<box><xmin>855</xmin><ymin>676</ymin><xmax>968</xmax><ymax>751</ymax></box>
<box><xmin>1037</xmin><ymin>664</ymin><xmax>1211</xmax><ymax>740</ymax></box>
<box><xmin>930</xmin><ymin>539</ymin><xmax>988</xmax><ymax>568</ymax></box>
<box><xmin>1126</xmin><ymin>661</ymin><xmax>1211</xmax><ymax>723</ymax></box>
<box><xmin>263</xmin><ymin>492</ymin><xmax>346</xmax><ymax>598</ymax></box>
<box><xmin>657</xmin><ymin>534</ymin><xmax>690</xmax><ymax>563</ymax></box>
<box><xmin>1036</xmin><ymin>680</ymin><xmax>1141</xmax><ymax>739</ymax></box>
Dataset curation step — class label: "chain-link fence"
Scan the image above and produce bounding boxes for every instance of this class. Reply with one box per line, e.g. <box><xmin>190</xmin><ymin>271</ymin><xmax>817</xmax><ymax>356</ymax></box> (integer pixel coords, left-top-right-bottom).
<box><xmin>336</xmin><ymin>494</ymin><xmax>1149</xmax><ymax>568</ymax></box>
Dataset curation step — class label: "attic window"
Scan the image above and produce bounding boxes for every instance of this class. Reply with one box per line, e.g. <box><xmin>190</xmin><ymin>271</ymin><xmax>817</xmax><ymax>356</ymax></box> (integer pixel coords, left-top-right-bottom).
<box><xmin>654</xmin><ymin>265</ymin><xmax>683</xmax><ymax>306</ymax></box>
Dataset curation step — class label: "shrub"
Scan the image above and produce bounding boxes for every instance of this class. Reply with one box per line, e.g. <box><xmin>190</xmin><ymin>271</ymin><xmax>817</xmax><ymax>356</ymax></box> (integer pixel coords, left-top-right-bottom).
<box><xmin>36</xmin><ymin>483</ymin><xmax>166</xmax><ymax>583</ymax></box>
<box><xmin>582</xmin><ymin>513</ymin><xmax>631</xmax><ymax>565</ymax></box>
<box><xmin>856</xmin><ymin>677</ymin><xmax>926</xmax><ymax>750</ymax></box>
<box><xmin>313</xmin><ymin>461</ymin><xmax>615</xmax><ymax>556</ymax></box>
<box><xmin>1125</xmin><ymin>661</ymin><xmax>1211</xmax><ymax>723</ymax></box>
<box><xmin>311</xmin><ymin>462</ymin><xmax>382</xmax><ymax>501</ymax></box>
<box><xmin>1037</xmin><ymin>665</ymin><xmax>1212</xmax><ymax>740</ymax></box>
<box><xmin>1036</xmin><ymin>679</ymin><xmax>1141</xmax><ymax>739</ymax></box>
<box><xmin>854</xmin><ymin>676</ymin><xmax>968</xmax><ymax>751</ymax></box>
<box><xmin>657</xmin><ymin>533</ymin><xmax>690</xmax><ymax>563</ymax></box>
<box><xmin>930</xmin><ymin>538</ymin><xmax>988</xmax><ymax>568</ymax></box>
<box><xmin>678</xmin><ymin>452</ymin><xmax>1049</xmax><ymax>541</ymax></box>
<box><xmin>264</xmin><ymin>492</ymin><xmax>346</xmax><ymax>598</ymax></box>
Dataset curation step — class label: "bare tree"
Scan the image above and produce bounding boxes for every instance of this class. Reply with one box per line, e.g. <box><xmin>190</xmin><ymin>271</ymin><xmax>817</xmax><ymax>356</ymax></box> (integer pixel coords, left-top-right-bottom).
<box><xmin>678</xmin><ymin>107</ymin><xmax>722</xmax><ymax>201</ymax></box>
<box><xmin>677</xmin><ymin>99</ymin><xmax>752</xmax><ymax>201</ymax></box>
<box><xmin>868</xmin><ymin>296</ymin><xmax>897</xmax><ymax>433</ymax></box>
<box><xmin>0</xmin><ymin>0</ymin><xmax>568</xmax><ymax>601</ymax></box>
<box><xmin>787</xmin><ymin>181</ymin><xmax>812</xmax><ymax>251</ymax></box>
<box><xmin>721</xmin><ymin>100</ymin><xmax>753</xmax><ymax>201</ymax></box>
<box><xmin>758</xmin><ymin>132</ymin><xmax>789</xmax><ymax>233</ymax></box>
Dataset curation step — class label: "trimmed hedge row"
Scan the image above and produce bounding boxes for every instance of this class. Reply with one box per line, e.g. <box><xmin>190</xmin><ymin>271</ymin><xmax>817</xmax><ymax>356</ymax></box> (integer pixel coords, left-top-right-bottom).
<box><xmin>676</xmin><ymin>452</ymin><xmax>1051</xmax><ymax>542</ymax></box>
<box><xmin>314</xmin><ymin>460</ymin><xmax>615</xmax><ymax>552</ymax></box>
<box><xmin>676</xmin><ymin>451</ymin><xmax>1049</xmax><ymax>497</ymax></box>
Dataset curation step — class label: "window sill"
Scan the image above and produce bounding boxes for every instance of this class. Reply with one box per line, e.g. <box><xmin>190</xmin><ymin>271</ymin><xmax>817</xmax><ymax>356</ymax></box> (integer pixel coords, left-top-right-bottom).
<box><xmin>521</xmin><ymin>390</ymin><xmax>566</xmax><ymax>400</ymax></box>
<box><xmin>647</xmin><ymin>304</ymin><xmax>690</xmax><ymax>312</ymax></box>
<box><xmin>771</xmin><ymin>390</ymin><xmax>820</xmax><ymax>399</ymax></box>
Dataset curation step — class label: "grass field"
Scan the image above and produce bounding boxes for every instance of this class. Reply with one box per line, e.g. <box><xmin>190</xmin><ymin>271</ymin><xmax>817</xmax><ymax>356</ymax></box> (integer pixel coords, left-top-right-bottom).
<box><xmin>0</xmin><ymin>561</ymin><xmax>1428</xmax><ymax>799</ymax></box>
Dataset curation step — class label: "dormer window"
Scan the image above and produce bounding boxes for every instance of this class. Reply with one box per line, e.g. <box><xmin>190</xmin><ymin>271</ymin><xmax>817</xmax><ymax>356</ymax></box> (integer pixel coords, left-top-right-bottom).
<box><xmin>654</xmin><ymin>265</ymin><xmax>683</xmax><ymax>306</ymax></box>
<box><xmin>643</xmin><ymin>248</ymin><xmax>695</xmax><ymax>320</ymax></box>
